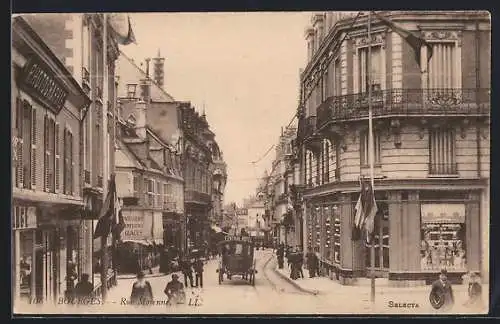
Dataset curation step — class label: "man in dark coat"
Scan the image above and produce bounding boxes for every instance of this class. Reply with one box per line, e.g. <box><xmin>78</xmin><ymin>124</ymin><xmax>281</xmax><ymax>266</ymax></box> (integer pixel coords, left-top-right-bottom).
<box><xmin>430</xmin><ymin>269</ymin><xmax>454</xmax><ymax>310</ymax></box>
<box><xmin>180</xmin><ymin>257</ymin><xmax>194</xmax><ymax>288</ymax></box>
<box><xmin>277</xmin><ymin>244</ymin><xmax>285</xmax><ymax>269</ymax></box>
<box><xmin>73</xmin><ymin>273</ymin><xmax>94</xmax><ymax>299</ymax></box>
<box><xmin>306</xmin><ymin>248</ymin><xmax>318</xmax><ymax>278</ymax></box>
<box><xmin>194</xmin><ymin>257</ymin><xmax>204</xmax><ymax>288</ymax></box>
<box><xmin>164</xmin><ymin>273</ymin><xmax>185</xmax><ymax>304</ymax></box>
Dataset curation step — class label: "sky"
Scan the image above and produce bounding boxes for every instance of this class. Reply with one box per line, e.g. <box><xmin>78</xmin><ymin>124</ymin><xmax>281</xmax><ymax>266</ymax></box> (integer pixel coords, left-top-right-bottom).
<box><xmin>120</xmin><ymin>12</ymin><xmax>311</xmax><ymax>205</ymax></box>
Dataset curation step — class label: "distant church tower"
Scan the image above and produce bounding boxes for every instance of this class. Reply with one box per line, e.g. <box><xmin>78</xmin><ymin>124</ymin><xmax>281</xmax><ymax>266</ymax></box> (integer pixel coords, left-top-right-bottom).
<box><xmin>152</xmin><ymin>49</ymin><xmax>165</xmax><ymax>89</ymax></box>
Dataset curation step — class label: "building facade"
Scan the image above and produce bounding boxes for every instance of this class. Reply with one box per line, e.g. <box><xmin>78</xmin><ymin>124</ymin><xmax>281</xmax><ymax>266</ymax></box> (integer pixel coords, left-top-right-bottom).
<box><xmin>115</xmin><ymin>101</ymin><xmax>183</xmax><ymax>273</ymax></box>
<box><xmin>269</xmin><ymin>127</ymin><xmax>299</xmax><ymax>247</ymax></box>
<box><xmin>116</xmin><ymin>54</ymin><xmax>185</xmax><ymax>255</ymax></box>
<box><xmin>12</xmin><ymin>16</ymin><xmax>91</xmax><ymax>304</ymax></box>
<box><xmin>296</xmin><ymin>11</ymin><xmax>490</xmax><ymax>285</ymax></box>
<box><xmin>21</xmin><ymin>13</ymin><xmax>124</xmax><ymax>292</ymax></box>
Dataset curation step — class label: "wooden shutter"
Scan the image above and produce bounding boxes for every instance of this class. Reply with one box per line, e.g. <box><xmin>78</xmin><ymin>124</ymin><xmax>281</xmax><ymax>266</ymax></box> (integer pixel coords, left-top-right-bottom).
<box><xmin>44</xmin><ymin>115</ymin><xmax>49</xmax><ymax>191</ymax></box>
<box><xmin>63</xmin><ymin>129</ymin><xmax>68</xmax><ymax>194</ymax></box>
<box><xmin>54</xmin><ymin>122</ymin><xmax>60</xmax><ymax>193</ymax></box>
<box><xmin>69</xmin><ymin>131</ymin><xmax>74</xmax><ymax>195</ymax></box>
<box><xmin>15</xmin><ymin>98</ymin><xmax>24</xmax><ymax>188</ymax></box>
<box><xmin>30</xmin><ymin>107</ymin><xmax>37</xmax><ymax>189</ymax></box>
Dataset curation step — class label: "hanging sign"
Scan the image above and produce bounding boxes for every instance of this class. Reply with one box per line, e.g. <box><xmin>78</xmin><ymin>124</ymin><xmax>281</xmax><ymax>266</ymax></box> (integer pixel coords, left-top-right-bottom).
<box><xmin>20</xmin><ymin>57</ymin><xmax>68</xmax><ymax>114</ymax></box>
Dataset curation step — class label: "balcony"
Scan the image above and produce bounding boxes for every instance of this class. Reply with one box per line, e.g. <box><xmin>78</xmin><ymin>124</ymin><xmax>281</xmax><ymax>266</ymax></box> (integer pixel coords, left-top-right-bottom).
<box><xmin>185</xmin><ymin>190</ymin><xmax>211</xmax><ymax>204</ymax></box>
<box><xmin>304</xmin><ymin>116</ymin><xmax>317</xmax><ymax>139</ymax></box>
<box><xmin>316</xmin><ymin>88</ymin><xmax>490</xmax><ymax>130</ymax></box>
<box><xmin>428</xmin><ymin>162</ymin><xmax>458</xmax><ymax>176</ymax></box>
<box><xmin>163</xmin><ymin>201</ymin><xmax>177</xmax><ymax>211</ymax></box>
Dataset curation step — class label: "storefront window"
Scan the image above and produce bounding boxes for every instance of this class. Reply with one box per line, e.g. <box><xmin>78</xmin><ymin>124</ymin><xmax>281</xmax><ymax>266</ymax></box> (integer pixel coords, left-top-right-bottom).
<box><xmin>332</xmin><ymin>206</ymin><xmax>341</xmax><ymax>264</ymax></box>
<box><xmin>420</xmin><ymin>203</ymin><xmax>466</xmax><ymax>271</ymax></box>
<box><xmin>19</xmin><ymin>231</ymin><xmax>34</xmax><ymax>300</ymax></box>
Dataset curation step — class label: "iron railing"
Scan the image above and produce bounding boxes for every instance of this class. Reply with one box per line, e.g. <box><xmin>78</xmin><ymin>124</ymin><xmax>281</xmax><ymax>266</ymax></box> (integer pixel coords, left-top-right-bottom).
<box><xmin>428</xmin><ymin>162</ymin><xmax>458</xmax><ymax>175</ymax></box>
<box><xmin>185</xmin><ymin>190</ymin><xmax>211</xmax><ymax>203</ymax></box>
<box><xmin>316</xmin><ymin>88</ymin><xmax>490</xmax><ymax>130</ymax></box>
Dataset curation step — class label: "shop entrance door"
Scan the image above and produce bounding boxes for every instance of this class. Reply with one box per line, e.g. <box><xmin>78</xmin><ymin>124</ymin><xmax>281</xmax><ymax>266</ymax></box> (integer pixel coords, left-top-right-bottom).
<box><xmin>365</xmin><ymin>201</ymin><xmax>390</xmax><ymax>277</ymax></box>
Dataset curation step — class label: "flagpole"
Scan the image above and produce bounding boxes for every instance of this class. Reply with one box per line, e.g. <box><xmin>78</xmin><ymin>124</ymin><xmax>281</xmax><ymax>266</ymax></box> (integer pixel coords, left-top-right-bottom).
<box><xmin>100</xmin><ymin>12</ymin><xmax>109</xmax><ymax>302</ymax></box>
<box><xmin>367</xmin><ymin>11</ymin><xmax>376</xmax><ymax>304</ymax></box>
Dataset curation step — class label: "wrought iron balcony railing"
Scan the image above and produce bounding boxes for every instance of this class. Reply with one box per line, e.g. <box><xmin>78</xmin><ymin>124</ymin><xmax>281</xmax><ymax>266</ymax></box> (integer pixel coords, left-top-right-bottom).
<box><xmin>428</xmin><ymin>162</ymin><xmax>458</xmax><ymax>176</ymax></box>
<box><xmin>316</xmin><ymin>88</ymin><xmax>490</xmax><ymax>130</ymax></box>
<box><xmin>185</xmin><ymin>190</ymin><xmax>211</xmax><ymax>204</ymax></box>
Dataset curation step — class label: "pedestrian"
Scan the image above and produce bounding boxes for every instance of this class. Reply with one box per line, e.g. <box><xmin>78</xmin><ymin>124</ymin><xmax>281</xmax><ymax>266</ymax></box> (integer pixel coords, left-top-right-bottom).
<box><xmin>306</xmin><ymin>248</ymin><xmax>317</xmax><ymax>278</ymax></box>
<box><xmin>194</xmin><ymin>257</ymin><xmax>204</xmax><ymax>288</ymax></box>
<box><xmin>164</xmin><ymin>273</ymin><xmax>185</xmax><ymax>305</ymax></box>
<box><xmin>464</xmin><ymin>272</ymin><xmax>483</xmax><ymax>309</ymax></box>
<box><xmin>73</xmin><ymin>273</ymin><xmax>93</xmax><ymax>299</ymax></box>
<box><xmin>314</xmin><ymin>247</ymin><xmax>321</xmax><ymax>277</ymax></box>
<box><xmin>429</xmin><ymin>269</ymin><xmax>454</xmax><ymax>311</ymax></box>
<box><xmin>130</xmin><ymin>271</ymin><xmax>153</xmax><ymax>305</ymax></box>
<box><xmin>277</xmin><ymin>244</ymin><xmax>284</xmax><ymax>269</ymax></box>
<box><xmin>180</xmin><ymin>256</ymin><xmax>194</xmax><ymax>288</ymax></box>
<box><xmin>296</xmin><ymin>249</ymin><xmax>305</xmax><ymax>279</ymax></box>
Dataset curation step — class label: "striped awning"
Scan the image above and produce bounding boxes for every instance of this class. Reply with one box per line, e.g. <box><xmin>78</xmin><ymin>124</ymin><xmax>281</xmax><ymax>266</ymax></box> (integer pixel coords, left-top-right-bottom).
<box><xmin>421</xmin><ymin>204</ymin><xmax>466</xmax><ymax>223</ymax></box>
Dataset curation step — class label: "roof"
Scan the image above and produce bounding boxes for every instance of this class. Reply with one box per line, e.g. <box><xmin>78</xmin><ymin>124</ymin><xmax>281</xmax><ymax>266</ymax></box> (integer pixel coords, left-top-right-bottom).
<box><xmin>118</xmin><ymin>51</ymin><xmax>175</xmax><ymax>102</ymax></box>
<box><xmin>115</xmin><ymin>140</ymin><xmax>145</xmax><ymax>170</ymax></box>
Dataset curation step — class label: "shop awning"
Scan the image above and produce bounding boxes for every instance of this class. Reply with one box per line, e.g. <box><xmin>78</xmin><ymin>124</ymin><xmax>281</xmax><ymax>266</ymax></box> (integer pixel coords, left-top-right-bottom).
<box><xmin>421</xmin><ymin>204</ymin><xmax>466</xmax><ymax>223</ymax></box>
<box><xmin>122</xmin><ymin>239</ymin><xmax>153</xmax><ymax>246</ymax></box>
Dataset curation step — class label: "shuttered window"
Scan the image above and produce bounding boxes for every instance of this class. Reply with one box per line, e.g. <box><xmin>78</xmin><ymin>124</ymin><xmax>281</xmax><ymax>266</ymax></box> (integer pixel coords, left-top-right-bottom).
<box><xmin>360</xmin><ymin>130</ymin><xmax>381</xmax><ymax>166</ymax></box>
<box><xmin>429</xmin><ymin>128</ymin><xmax>456</xmax><ymax>175</ymax></box>
<box><xmin>428</xmin><ymin>43</ymin><xmax>456</xmax><ymax>89</ymax></box>
<box><xmin>44</xmin><ymin>115</ymin><xmax>56</xmax><ymax>192</ymax></box>
<box><xmin>63</xmin><ymin>128</ymin><xmax>74</xmax><ymax>195</ymax></box>
<box><xmin>54</xmin><ymin>123</ymin><xmax>60</xmax><ymax>192</ymax></box>
<box><xmin>14</xmin><ymin>98</ymin><xmax>24</xmax><ymax>188</ymax></box>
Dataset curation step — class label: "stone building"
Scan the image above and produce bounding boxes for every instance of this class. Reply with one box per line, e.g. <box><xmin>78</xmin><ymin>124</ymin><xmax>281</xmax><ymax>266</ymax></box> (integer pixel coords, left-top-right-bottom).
<box><xmin>12</xmin><ymin>16</ymin><xmax>91</xmax><ymax>304</ymax></box>
<box><xmin>296</xmin><ymin>11</ymin><xmax>490</xmax><ymax>285</ymax></box>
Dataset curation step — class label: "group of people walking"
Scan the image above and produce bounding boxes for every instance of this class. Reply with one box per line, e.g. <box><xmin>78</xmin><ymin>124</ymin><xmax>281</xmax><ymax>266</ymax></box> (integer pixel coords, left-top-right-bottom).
<box><xmin>276</xmin><ymin>244</ymin><xmax>319</xmax><ymax>280</ymax></box>
<box><xmin>129</xmin><ymin>256</ymin><xmax>206</xmax><ymax>306</ymax></box>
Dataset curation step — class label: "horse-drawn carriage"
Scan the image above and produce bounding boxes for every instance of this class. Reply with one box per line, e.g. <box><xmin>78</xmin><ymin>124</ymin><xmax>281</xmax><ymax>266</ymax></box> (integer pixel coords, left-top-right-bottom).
<box><xmin>216</xmin><ymin>236</ymin><xmax>257</xmax><ymax>286</ymax></box>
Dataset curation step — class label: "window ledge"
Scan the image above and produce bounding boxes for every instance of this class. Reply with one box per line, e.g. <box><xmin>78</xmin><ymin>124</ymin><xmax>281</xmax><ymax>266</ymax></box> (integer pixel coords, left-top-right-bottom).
<box><xmin>427</xmin><ymin>174</ymin><xmax>460</xmax><ymax>178</ymax></box>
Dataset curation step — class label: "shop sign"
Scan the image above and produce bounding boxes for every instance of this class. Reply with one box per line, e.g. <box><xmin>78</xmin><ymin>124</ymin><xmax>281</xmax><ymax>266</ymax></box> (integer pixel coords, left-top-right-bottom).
<box><xmin>122</xmin><ymin>214</ymin><xmax>145</xmax><ymax>241</ymax></box>
<box><xmin>20</xmin><ymin>58</ymin><xmax>68</xmax><ymax>114</ymax></box>
<box><xmin>13</xmin><ymin>206</ymin><xmax>37</xmax><ymax>229</ymax></box>
<box><xmin>421</xmin><ymin>204</ymin><xmax>466</xmax><ymax>223</ymax></box>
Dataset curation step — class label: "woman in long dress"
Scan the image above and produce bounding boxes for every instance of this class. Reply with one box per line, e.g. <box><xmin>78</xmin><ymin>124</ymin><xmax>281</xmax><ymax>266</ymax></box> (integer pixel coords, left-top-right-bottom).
<box><xmin>130</xmin><ymin>271</ymin><xmax>153</xmax><ymax>305</ymax></box>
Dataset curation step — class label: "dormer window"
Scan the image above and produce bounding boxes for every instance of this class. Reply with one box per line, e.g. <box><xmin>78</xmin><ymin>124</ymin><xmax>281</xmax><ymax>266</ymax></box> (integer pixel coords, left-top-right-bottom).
<box><xmin>126</xmin><ymin>84</ymin><xmax>137</xmax><ymax>98</ymax></box>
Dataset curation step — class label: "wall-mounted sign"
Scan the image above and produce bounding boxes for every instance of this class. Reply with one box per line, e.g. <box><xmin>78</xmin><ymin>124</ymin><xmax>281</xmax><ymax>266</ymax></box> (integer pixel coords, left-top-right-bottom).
<box><xmin>20</xmin><ymin>57</ymin><xmax>68</xmax><ymax>114</ymax></box>
<box><xmin>421</xmin><ymin>204</ymin><xmax>466</xmax><ymax>223</ymax></box>
<box><xmin>122</xmin><ymin>213</ymin><xmax>145</xmax><ymax>241</ymax></box>
<box><xmin>13</xmin><ymin>205</ymin><xmax>37</xmax><ymax>229</ymax></box>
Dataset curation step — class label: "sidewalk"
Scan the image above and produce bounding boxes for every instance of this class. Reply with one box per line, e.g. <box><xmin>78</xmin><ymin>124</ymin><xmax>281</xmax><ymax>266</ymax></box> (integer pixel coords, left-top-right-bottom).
<box><xmin>116</xmin><ymin>266</ymin><xmax>165</xmax><ymax>279</ymax></box>
<box><xmin>273</xmin><ymin>260</ymin><xmax>488</xmax><ymax>314</ymax></box>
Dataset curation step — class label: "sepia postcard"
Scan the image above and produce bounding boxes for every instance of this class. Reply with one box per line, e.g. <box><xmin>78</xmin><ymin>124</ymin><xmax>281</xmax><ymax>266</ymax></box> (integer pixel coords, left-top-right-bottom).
<box><xmin>11</xmin><ymin>11</ymin><xmax>491</xmax><ymax>315</ymax></box>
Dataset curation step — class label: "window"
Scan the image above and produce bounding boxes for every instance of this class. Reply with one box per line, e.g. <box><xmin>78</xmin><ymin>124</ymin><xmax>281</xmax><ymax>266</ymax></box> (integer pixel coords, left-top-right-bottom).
<box><xmin>420</xmin><ymin>203</ymin><xmax>466</xmax><ymax>271</ymax></box>
<box><xmin>428</xmin><ymin>43</ymin><xmax>456</xmax><ymax>89</ymax></box>
<box><xmin>146</xmin><ymin>179</ymin><xmax>154</xmax><ymax>207</ymax></box>
<box><xmin>358</xmin><ymin>45</ymin><xmax>382</xmax><ymax>93</ymax></box>
<box><xmin>63</xmin><ymin>127</ymin><xmax>74</xmax><ymax>195</ymax></box>
<box><xmin>332</xmin><ymin>206</ymin><xmax>341</xmax><ymax>264</ymax></box>
<box><xmin>360</xmin><ymin>130</ymin><xmax>381</xmax><ymax>166</ymax></box>
<box><xmin>126</xmin><ymin>84</ymin><xmax>137</xmax><ymax>98</ymax></box>
<box><xmin>95</xmin><ymin>103</ymin><xmax>103</xmax><ymax>186</ymax></box>
<box><xmin>429</xmin><ymin>128</ymin><xmax>456</xmax><ymax>175</ymax></box>
<box><xmin>322</xmin><ymin>139</ymin><xmax>330</xmax><ymax>185</ymax></box>
<box><xmin>333</xmin><ymin>58</ymin><xmax>341</xmax><ymax>96</ymax></box>
<box><xmin>82</xmin><ymin>23</ymin><xmax>90</xmax><ymax>75</ymax></box>
<box><xmin>364</xmin><ymin>200</ymin><xmax>390</xmax><ymax>269</ymax></box>
<box><xmin>44</xmin><ymin>114</ymin><xmax>56</xmax><ymax>192</ymax></box>
<box><xmin>14</xmin><ymin>99</ymin><xmax>37</xmax><ymax>190</ymax></box>
<box><xmin>322</xmin><ymin>70</ymin><xmax>328</xmax><ymax>101</ymax></box>
<box><xmin>156</xmin><ymin>181</ymin><xmax>162</xmax><ymax>207</ymax></box>
<box><xmin>133</xmin><ymin>174</ymin><xmax>140</xmax><ymax>198</ymax></box>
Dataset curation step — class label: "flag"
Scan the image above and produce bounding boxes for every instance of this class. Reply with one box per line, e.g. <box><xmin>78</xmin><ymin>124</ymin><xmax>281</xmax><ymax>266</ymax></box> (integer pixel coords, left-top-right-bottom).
<box><xmin>372</xmin><ymin>11</ymin><xmax>433</xmax><ymax>72</ymax></box>
<box><xmin>113</xmin><ymin>209</ymin><xmax>126</xmax><ymax>241</ymax></box>
<box><xmin>362</xmin><ymin>180</ymin><xmax>378</xmax><ymax>244</ymax></box>
<box><xmin>94</xmin><ymin>174</ymin><xmax>116</xmax><ymax>239</ymax></box>
<box><xmin>108</xmin><ymin>14</ymin><xmax>137</xmax><ymax>45</ymax></box>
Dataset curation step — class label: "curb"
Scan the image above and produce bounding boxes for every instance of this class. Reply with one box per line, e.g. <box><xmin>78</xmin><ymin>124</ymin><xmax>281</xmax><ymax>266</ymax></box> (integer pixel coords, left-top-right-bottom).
<box><xmin>271</xmin><ymin>258</ymin><xmax>319</xmax><ymax>296</ymax></box>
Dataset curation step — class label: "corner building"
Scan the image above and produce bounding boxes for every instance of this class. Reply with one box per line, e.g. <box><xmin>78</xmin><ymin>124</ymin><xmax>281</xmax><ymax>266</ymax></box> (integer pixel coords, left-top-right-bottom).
<box><xmin>296</xmin><ymin>11</ymin><xmax>490</xmax><ymax>286</ymax></box>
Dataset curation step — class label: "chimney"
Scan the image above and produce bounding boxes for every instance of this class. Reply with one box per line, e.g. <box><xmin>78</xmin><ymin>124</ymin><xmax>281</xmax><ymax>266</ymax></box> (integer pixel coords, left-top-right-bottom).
<box><xmin>139</xmin><ymin>78</ymin><xmax>151</xmax><ymax>102</ymax></box>
<box><xmin>153</xmin><ymin>49</ymin><xmax>165</xmax><ymax>89</ymax></box>
<box><xmin>134</xmin><ymin>99</ymin><xmax>147</xmax><ymax>139</ymax></box>
<box><xmin>145</xmin><ymin>58</ymin><xmax>151</xmax><ymax>77</ymax></box>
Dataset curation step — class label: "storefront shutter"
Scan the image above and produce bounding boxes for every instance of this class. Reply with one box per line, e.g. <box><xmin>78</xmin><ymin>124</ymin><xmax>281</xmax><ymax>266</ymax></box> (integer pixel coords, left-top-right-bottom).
<box><xmin>30</xmin><ymin>107</ymin><xmax>37</xmax><ymax>189</ymax></box>
<box><xmin>70</xmin><ymin>131</ymin><xmax>74</xmax><ymax>195</ymax></box>
<box><xmin>44</xmin><ymin>115</ymin><xmax>49</xmax><ymax>191</ymax></box>
<box><xmin>54</xmin><ymin>122</ymin><xmax>60</xmax><ymax>193</ymax></box>
<box><xmin>15</xmin><ymin>98</ymin><xmax>24</xmax><ymax>188</ymax></box>
<box><xmin>63</xmin><ymin>129</ymin><xmax>68</xmax><ymax>194</ymax></box>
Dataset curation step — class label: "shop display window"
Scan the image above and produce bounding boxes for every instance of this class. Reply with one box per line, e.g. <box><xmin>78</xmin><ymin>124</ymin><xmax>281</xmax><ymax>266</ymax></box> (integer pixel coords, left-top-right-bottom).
<box><xmin>332</xmin><ymin>207</ymin><xmax>341</xmax><ymax>264</ymax></box>
<box><xmin>19</xmin><ymin>231</ymin><xmax>34</xmax><ymax>300</ymax></box>
<box><xmin>420</xmin><ymin>203</ymin><xmax>466</xmax><ymax>271</ymax></box>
